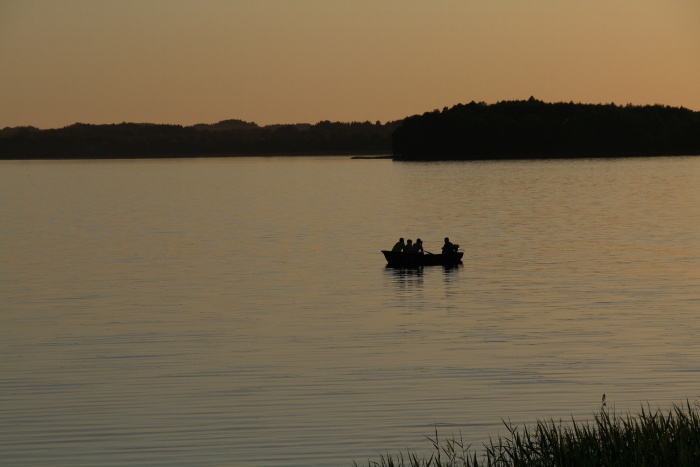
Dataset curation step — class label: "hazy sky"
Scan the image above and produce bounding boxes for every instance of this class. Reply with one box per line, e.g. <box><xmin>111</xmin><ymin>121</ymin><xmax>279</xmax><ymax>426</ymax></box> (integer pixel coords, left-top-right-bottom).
<box><xmin>2</xmin><ymin>0</ymin><xmax>700</xmax><ymax>129</ymax></box>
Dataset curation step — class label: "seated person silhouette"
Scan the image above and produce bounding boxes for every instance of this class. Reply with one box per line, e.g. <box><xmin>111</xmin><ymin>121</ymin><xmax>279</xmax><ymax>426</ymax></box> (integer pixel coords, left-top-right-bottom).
<box><xmin>412</xmin><ymin>238</ymin><xmax>424</xmax><ymax>255</ymax></box>
<box><xmin>442</xmin><ymin>237</ymin><xmax>458</xmax><ymax>254</ymax></box>
<box><xmin>391</xmin><ymin>238</ymin><xmax>405</xmax><ymax>252</ymax></box>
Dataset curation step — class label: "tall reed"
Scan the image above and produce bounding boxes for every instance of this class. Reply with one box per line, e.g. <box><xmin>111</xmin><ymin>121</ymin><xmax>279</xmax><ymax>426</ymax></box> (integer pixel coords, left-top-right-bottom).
<box><xmin>355</xmin><ymin>399</ymin><xmax>700</xmax><ymax>467</ymax></box>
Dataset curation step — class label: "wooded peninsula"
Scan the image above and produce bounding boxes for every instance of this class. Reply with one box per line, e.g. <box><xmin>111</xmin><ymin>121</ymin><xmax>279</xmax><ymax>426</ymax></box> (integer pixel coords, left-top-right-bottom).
<box><xmin>2</xmin><ymin>98</ymin><xmax>699</xmax><ymax>160</ymax></box>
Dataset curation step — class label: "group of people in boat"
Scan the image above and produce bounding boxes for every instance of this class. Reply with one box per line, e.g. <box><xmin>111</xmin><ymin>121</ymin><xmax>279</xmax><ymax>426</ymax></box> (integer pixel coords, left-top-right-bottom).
<box><xmin>391</xmin><ymin>237</ymin><xmax>460</xmax><ymax>255</ymax></box>
<box><xmin>391</xmin><ymin>237</ymin><xmax>424</xmax><ymax>254</ymax></box>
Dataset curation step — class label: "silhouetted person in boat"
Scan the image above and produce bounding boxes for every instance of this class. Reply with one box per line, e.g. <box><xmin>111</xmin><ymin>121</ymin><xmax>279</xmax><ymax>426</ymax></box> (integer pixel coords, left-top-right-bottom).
<box><xmin>442</xmin><ymin>237</ymin><xmax>459</xmax><ymax>254</ymax></box>
<box><xmin>412</xmin><ymin>238</ymin><xmax>424</xmax><ymax>254</ymax></box>
<box><xmin>391</xmin><ymin>238</ymin><xmax>405</xmax><ymax>252</ymax></box>
<box><xmin>405</xmin><ymin>239</ymin><xmax>413</xmax><ymax>253</ymax></box>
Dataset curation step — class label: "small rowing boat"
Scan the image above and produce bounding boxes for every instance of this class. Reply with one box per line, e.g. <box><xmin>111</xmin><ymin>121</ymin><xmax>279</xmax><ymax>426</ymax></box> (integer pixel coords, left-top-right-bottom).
<box><xmin>381</xmin><ymin>250</ymin><xmax>463</xmax><ymax>267</ymax></box>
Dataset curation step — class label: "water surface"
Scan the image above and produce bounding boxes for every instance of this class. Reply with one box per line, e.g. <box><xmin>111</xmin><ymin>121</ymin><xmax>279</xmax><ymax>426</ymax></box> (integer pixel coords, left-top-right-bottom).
<box><xmin>1</xmin><ymin>156</ymin><xmax>699</xmax><ymax>466</ymax></box>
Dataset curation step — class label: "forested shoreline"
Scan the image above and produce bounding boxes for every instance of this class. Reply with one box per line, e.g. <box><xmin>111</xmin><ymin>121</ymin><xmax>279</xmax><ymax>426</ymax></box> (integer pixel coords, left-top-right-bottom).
<box><xmin>392</xmin><ymin>98</ymin><xmax>700</xmax><ymax>160</ymax></box>
<box><xmin>0</xmin><ymin>120</ymin><xmax>398</xmax><ymax>159</ymax></box>
<box><xmin>2</xmin><ymin>99</ymin><xmax>700</xmax><ymax>160</ymax></box>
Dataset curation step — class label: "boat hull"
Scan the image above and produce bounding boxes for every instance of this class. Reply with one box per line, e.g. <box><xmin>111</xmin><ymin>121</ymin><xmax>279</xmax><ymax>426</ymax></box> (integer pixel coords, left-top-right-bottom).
<box><xmin>381</xmin><ymin>250</ymin><xmax>463</xmax><ymax>267</ymax></box>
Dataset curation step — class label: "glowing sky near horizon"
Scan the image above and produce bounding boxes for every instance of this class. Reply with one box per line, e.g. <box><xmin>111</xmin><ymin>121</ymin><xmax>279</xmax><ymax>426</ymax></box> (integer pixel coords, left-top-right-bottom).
<box><xmin>1</xmin><ymin>0</ymin><xmax>699</xmax><ymax>129</ymax></box>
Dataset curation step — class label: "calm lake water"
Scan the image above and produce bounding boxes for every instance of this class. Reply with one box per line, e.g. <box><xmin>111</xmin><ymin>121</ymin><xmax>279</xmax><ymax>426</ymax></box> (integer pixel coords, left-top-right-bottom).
<box><xmin>1</xmin><ymin>156</ymin><xmax>699</xmax><ymax>466</ymax></box>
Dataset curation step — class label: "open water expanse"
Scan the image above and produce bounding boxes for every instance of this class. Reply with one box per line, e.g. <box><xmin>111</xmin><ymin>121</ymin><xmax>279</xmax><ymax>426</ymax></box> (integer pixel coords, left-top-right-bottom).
<box><xmin>1</xmin><ymin>156</ymin><xmax>700</xmax><ymax>466</ymax></box>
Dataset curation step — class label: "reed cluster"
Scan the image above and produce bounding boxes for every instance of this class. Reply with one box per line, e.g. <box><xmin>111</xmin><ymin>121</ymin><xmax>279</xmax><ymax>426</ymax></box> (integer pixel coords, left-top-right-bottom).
<box><xmin>356</xmin><ymin>400</ymin><xmax>700</xmax><ymax>467</ymax></box>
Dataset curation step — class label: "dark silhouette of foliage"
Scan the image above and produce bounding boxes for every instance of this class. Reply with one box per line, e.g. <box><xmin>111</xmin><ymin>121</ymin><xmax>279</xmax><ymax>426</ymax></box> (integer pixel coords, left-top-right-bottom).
<box><xmin>0</xmin><ymin>120</ymin><xmax>399</xmax><ymax>159</ymax></box>
<box><xmin>190</xmin><ymin>119</ymin><xmax>260</xmax><ymax>131</ymax></box>
<box><xmin>3</xmin><ymin>99</ymin><xmax>699</xmax><ymax>159</ymax></box>
<box><xmin>392</xmin><ymin>98</ymin><xmax>700</xmax><ymax>160</ymax></box>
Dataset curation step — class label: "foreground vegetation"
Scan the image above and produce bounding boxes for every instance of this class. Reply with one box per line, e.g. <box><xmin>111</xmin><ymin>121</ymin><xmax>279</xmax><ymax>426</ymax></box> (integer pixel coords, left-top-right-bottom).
<box><xmin>356</xmin><ymin>400</ymin><xmax>700</xmax><ymax>466</ymax></box>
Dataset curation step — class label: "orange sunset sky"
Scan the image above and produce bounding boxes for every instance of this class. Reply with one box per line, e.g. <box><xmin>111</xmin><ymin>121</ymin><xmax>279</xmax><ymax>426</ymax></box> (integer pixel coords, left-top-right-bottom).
<box><xmin>1</xmin><ymin>0</ymin><xmax>699</xmax><ymax>129</ymax></box>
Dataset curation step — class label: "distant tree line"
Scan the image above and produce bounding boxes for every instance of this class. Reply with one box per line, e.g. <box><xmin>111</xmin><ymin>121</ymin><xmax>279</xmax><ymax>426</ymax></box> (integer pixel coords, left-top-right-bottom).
<box><xmin>0</xmin><ymin>119</ymin><xmax>398</xmax><ymax>159</ymax></box>
<box><xmin>392</xmin><ymin>98</ymin><xmax>700</xmax><ymax>160</ymax></box>
<box><xmin>3</xmin><ymin>99</ymin><xmax>700</xmax><ymax>160</ymax></box>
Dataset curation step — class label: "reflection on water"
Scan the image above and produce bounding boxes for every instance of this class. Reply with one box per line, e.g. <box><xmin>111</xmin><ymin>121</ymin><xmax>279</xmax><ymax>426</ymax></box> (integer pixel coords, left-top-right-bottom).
<box><xmin>1</xmin><ymin>156</ymin><xmax>699</xmax><ymax>467</ymax></box>
<box><xmin>384</xmin><ymin>263</ymin><xmax>462</xmax><ymax>286</ymax></box>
